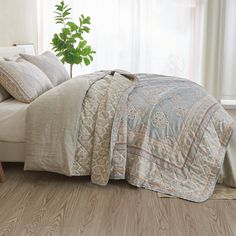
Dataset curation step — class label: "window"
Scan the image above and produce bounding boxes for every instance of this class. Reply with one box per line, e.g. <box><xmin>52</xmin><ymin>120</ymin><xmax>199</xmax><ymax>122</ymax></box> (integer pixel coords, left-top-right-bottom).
<box><xmin>38</xmin><ymin>0</ymin><xmax>201</xmax><ymax>80</ymax></box>
<box><xmin>38</xmin><ymin>0</ymin><xmax>236</xmax><ymax>104</ymax></box>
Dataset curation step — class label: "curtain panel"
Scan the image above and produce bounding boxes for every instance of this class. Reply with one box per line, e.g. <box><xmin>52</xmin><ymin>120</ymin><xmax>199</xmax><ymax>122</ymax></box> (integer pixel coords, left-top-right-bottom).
<box><xmin>37</xmin><ymin>0</ymin><xmax>236</xmax><ymax>100</ymax></box>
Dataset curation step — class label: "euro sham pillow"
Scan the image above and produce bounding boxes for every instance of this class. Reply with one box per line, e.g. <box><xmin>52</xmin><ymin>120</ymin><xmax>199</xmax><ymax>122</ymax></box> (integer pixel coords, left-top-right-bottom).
<box><xmin>0</xmin><ymin>58</ymin><xmax>53</xmax><ymax>103</ymax></box>
<box><xmin>20</xmin><ymin>51</ymin><xmax>70</xmax><ymax>86</ymax></box>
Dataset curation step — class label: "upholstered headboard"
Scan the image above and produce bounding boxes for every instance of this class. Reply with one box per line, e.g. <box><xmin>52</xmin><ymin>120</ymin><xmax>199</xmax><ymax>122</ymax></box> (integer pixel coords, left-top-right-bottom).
<box><xmin>0</xmin><ymin>47</ymin><xmax>25</xmax><ymax>58</ymax></box>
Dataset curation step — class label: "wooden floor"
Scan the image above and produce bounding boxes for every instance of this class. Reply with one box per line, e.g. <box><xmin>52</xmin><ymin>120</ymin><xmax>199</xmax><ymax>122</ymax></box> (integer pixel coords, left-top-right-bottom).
<box><xmin>0</xmin><ymin>164</ymin><xmax>235</xmax><ymax>236</ymax></box>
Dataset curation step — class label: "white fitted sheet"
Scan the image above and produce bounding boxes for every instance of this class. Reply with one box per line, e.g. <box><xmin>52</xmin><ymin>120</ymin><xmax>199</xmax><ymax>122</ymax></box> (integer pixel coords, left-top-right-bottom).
<box><xmin>0</xmin><ymin>98</ymin><xmax>28</xmax><ymax>142</ymax></box>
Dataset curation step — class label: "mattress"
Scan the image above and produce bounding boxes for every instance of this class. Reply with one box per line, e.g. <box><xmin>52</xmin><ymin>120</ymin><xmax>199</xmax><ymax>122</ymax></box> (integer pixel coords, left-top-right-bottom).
<box><xmin>0</xmin><ymin>98</ymin><xmax>28</xmax><ymax>142</ymax></box>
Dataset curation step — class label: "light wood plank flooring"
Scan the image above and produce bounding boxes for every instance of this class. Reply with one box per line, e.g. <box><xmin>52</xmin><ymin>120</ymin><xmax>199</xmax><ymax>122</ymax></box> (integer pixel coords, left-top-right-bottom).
<box><xmin>0</xmin><ymin>163</ymin><xmax>236</xmax><ymax>236</ymax></box>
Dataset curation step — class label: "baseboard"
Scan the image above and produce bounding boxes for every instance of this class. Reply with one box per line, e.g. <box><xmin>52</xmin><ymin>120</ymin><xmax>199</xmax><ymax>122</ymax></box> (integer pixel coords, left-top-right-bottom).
<box><xmin>221</xmin><ymin>100</ymin><xmax>236</xmax><ymax>110</ymax></box>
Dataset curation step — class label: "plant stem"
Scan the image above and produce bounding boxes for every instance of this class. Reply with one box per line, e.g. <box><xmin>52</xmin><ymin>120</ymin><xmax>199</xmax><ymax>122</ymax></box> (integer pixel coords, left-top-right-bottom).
<box><xmin>70</xmin><ymin>64</ymin><xmax>73</xmax><ymax>78</ymax></box>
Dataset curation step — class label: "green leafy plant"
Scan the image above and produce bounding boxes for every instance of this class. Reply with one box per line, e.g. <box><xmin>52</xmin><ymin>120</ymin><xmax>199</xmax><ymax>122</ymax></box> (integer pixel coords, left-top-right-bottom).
<box><xmin>52</xmin><ymin>1</ymin><xmax>96</xmax><ymax>77</ymax></box>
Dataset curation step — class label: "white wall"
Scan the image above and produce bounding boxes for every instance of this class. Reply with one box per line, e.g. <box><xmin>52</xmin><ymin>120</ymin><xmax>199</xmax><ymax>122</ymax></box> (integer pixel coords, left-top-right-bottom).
<box><xmin>0</xmin><ymin>0</ymin><xmax>38</xmax><ymax>51</ymax></box>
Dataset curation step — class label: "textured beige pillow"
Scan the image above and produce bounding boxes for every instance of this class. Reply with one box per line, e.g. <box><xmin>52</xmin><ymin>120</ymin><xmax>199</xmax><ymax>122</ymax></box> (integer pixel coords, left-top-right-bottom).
<box><xmin>0</xmin><ymin>84</ymin><xmax>10</xmax><ymax>102</ymax></box>
<box><xmin>0</xmin><ymin>58</ymin><xmax>53</xmax><ymax>103</ymax></box>
<box><xmin>20</xmin><ymin>51</ymin><xmax>70</xmax><ymax>86</ymax></box>
<box><xmin>0</xmin><ymin>56</ymin><xmax>11</xmax><ymax>102</ymax></box>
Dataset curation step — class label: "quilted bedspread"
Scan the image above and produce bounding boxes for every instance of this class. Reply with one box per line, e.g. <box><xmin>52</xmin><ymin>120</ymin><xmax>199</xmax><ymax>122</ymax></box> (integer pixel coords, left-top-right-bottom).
<box><xmin>25</xmin><ymin>71</ymin><xmax>235</xmax><ymax>202</ymax></box>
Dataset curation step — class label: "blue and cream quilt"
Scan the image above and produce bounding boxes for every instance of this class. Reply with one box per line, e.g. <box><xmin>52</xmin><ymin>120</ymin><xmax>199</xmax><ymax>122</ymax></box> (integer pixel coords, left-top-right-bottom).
<box><xmin>25</xmin><ymin>71</ymin><xmax>235</xmax><ymax>202</ymax></box>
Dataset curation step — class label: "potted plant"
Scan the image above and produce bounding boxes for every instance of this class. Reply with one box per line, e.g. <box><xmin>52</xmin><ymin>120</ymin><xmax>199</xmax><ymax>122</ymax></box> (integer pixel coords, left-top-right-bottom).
<box><xmin>52</xmin><ymin>1</ymin><xmax>96</xmax><ymax>77</ymax></box>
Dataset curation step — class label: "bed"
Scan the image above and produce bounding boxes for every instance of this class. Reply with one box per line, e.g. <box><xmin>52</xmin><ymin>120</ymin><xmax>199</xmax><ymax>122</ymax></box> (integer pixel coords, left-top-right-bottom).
<box><xmin>0</xmin><ymin>47</ymin><xmax>236</xmax><ymax>202</ymax></box>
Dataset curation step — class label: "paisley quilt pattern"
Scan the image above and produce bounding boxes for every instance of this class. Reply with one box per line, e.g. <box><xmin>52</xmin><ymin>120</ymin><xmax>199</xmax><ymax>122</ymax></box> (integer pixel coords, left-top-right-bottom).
<box><xmin>73</xmin><ymin>73</ymin><xmax>235</xmax><ymax>202</ymax></box>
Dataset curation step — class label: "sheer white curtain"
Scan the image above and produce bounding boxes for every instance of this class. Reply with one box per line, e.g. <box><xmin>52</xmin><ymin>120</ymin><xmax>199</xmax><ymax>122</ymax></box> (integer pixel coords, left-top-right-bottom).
<box><xmin>196</xmin><ymin>0</ymin><xmax>236</xmax><ymax>101</ymax></box>
<box><xmin>38</xmin><ymin>0</ymin><xmax>199</xmax><ymax>79</ymax></box>
<box><xmin>37</xmin><ymin>0</ymin><xmax>236</xmax><ymax>100</ymax></box>
<box><xmin>197</xmin><ymin>0</ymin><xmax>226</xmax><ymax>100</ymax></box>
<box><xmin>221</xmin><ymin>0</ymin><xmax>236</xmax><ymax>101</ymax></box>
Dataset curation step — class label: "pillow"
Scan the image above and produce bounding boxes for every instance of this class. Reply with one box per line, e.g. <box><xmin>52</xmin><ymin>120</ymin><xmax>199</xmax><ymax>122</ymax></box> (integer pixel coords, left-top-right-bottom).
<box><xmin>20</xmin><ymin>51</ymin><xmax>70</xmax><ymax>86</ymax></box>
<box><xmin>0</xmin><ymin>84</ymin><xmax>10</xmax><ymax>102</ymax></box>
<box><xmin>0</xmin><ymin>58</ymin><xmax>53</xmax><ymax>103</ymax></box>
<box><xmin>4</xmin><ymin>57</ymin><xmax>19</xmax><ymax>61</ymax></box>
<box><xmin>0</xmin><ymin>56</ymin><xmax>20</xmax><ymax>62</ymax></box>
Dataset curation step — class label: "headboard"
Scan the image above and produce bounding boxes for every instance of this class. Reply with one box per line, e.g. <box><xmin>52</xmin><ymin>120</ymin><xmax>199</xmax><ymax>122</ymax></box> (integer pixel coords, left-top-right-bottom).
<box><xmin>0</xmin><ymin>47</ymin><xmax>25</xmax><ymax>58</ymax></box>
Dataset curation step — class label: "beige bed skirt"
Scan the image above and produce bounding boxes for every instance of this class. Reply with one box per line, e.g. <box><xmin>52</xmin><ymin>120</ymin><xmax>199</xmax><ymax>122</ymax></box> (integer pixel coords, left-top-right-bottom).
<box><xmin>0</xmin><ymin>141</ymin><xmax>25</xmax><ymax>162</ymax></box>
<box><xmin>1</xmin><ymin>135</ymin><xmax>236</xmax><ymax>188</ymax></box>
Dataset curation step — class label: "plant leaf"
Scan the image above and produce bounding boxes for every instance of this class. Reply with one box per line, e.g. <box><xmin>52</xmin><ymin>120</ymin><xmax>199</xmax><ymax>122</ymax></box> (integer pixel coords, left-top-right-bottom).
<box><xmin>84</xmin><ymin>57</ymin><xmax>90</xmax><ymax>66</ymax></box>
<box><xmin>67</xmin><ymin>22</ymin><xmax>79</xmax><ymax>31</ymax></box>
<box><xmin>88</xmin><ymin>55</ymin><xmax>94</xmax><ymax>61</ymax></box>
<box><xmin>83</xmin><ymin>26</ymin><xmax>90</xmax><ymax>33</ymax></box>
<box><xmin>78</xmin><ymin>40</ymin><xmax>87</xmax><ymax>49</ymax></box>
<box><xmin>83</xmin><ymin>16</ymin><xmax>91</xmax><ymax>24</ymax></box>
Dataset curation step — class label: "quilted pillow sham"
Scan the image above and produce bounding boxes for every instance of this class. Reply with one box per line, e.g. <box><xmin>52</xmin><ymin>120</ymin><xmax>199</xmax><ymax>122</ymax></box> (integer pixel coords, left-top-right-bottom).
<box><xmin>0</xmin><ymin>58</ymin><xmax>53</xmax><ymax>103</ymax></box>
<box><xmin>20</xmin><ymin>51</ymin><xmax>70</xmax><ymax>86</ymax></box>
